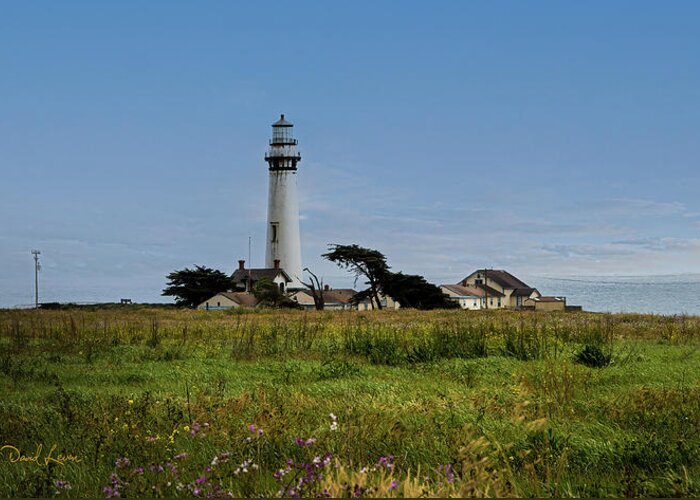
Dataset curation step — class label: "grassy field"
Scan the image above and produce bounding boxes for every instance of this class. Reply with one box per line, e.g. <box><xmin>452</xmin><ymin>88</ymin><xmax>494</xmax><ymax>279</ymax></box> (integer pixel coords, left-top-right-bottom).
<box><xmin>0</xmin><ymin>307</ymin><xmax>699</xmax><ymax>497</ymax></box>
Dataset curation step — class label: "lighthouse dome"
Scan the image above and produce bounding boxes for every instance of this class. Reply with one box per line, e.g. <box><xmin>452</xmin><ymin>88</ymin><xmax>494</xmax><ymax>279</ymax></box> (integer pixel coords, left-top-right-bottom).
<box><xmin>272</xmin><ymin>114</ymin><xmax>293</xmax><ymax>127</ymax></box>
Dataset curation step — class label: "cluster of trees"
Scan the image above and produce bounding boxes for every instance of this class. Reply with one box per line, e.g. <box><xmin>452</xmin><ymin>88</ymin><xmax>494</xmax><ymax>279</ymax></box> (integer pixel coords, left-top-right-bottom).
<box><xmin>161</xmin><ymin>267</ymin><xmax>299</xmax><ymax>309</ymax></box>
<box><xmin>323</xmin><ymin>244</ymin><xmax>456</xmax><ymax>310</ymax></box>
<box><xmin>161</xmin><ymin>266</ymin><xmax>231</xmax><ymax>308</ymax></box>
<box><xmin>162</xmin><ymin>244</ymin><xmax>456</xmax><ymax>310</ymax></box>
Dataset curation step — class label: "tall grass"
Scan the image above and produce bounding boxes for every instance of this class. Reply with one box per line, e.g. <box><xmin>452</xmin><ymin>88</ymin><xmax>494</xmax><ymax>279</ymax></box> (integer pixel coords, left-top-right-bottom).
<box><xmin>0</xmin><ymin>307</ymin><xmax>699</xmax><ymax>497</ymax></box>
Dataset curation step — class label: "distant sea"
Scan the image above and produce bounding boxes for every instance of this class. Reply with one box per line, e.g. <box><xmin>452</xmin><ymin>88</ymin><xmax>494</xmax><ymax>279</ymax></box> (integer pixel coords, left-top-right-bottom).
<box><xmin>525</xmin><ymin>274</ymin><xmax>700</xmax><ymax>316</ymax></box>
<box><xmin>2</xmin><ymin>274</ymin><xmax>699</xmax><ymax>316</ymax></box>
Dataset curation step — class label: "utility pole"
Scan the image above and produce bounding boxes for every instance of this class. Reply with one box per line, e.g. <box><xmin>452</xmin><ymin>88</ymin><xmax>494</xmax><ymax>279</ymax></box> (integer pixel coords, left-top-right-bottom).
<box><xmin>31</xmin><ymin>250</ymin><xmax>41</xmax><ymax>308</ymax></box>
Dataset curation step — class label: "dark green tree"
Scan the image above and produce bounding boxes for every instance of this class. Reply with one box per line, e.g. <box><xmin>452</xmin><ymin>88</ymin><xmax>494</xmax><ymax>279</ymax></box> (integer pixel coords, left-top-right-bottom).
<box><xmin>161</xmin><ymin>265</ymin><xmax>231</xmax><ymax>308</ymax></box>
<box><xmin>324</xmin><ymin>244</ymin><xmax>458</xmax><ymax>310</ymax></box>
<box><xmin>253</xmin><ymin>277</ymin><xmax>301</xmax><ymax>309</ymax></box>
<box><xmin>382</xmin><ymin>272</ymin><xmax>458</xmax><ymax>310</ymax></box>
<box><xmin>322</xmin><ymin>244</ymin><xmax>390</xmax><ymax>309</ymax></box>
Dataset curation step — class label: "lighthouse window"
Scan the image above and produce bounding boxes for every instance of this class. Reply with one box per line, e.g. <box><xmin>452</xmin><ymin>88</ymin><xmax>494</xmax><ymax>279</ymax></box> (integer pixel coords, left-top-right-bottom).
<box><xmin>273</xmin><ymin>127</ymin><xmax>291</xmax><ymax>143</ymax></box>
<box><xmin>271</xmin><ymin>222</ymin><xmax>279</xmax><ymax>243</ymax></box>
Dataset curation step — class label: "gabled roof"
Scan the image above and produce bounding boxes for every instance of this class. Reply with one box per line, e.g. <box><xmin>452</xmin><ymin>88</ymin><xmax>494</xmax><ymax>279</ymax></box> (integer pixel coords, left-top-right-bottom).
<box><xmin>219</xmin><ymin>292</ymin><xmax>259</xmax><ymax>307</ymax></box>
<box><xmin>463</xmin><ymin>269</ymin><xmax>531</xmax><ymax>290</ymax></box>
<box><xmin>231</xmin><ymin>268</ymin><xmax>292</xmax><ymax>283</ymax></box>
<box><xmin>511</xmin><ymin>287</ymin><xmax>539</xmax><ymax>297</ymax></box>
<box><xmin>440</xmin><ymin>284</ymin><xmax>486</xmax><ymax>298</ymax></box>
<box><xmin>474</xmin><ymin>283</ymin><xmax>505</xmax><ymax>298</ymax></box>
<box><xmin>323</xmin><ymin>289</ymin><xmax>356</xmax><ymax>304</ymax></box>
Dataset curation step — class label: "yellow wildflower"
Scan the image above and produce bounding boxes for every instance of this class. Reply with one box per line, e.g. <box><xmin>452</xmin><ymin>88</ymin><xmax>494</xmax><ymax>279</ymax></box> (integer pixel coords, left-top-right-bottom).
<box><xmin>183</xmin><ymin>425</ymin><xmax>190</xmax><ymax>432</ymax></box>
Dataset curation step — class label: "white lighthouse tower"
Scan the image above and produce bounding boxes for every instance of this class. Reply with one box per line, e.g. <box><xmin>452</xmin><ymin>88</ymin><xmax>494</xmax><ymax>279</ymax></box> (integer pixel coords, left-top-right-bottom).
<box><xmin>264</xmin><ymin>114</ymin><xmax>303</xmax><ymax>289</ymax></box>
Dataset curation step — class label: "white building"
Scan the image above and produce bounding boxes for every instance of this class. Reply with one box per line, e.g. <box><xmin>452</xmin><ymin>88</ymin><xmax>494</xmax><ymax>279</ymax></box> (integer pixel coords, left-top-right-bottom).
<box><xmin>264</xmin><ymin>115</ymin><xmax>303</xmax><ymax>289</ymax></box>
<box><xmin>440</xmin><ymin>284</ymin><xmax>493</xmax><ymax>310</ymax></box>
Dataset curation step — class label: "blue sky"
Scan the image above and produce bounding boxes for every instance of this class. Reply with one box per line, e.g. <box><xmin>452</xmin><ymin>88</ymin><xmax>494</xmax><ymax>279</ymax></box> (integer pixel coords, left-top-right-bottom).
<box><xmin>1</xmin><ymin>1</ymin><xmax>699</xmax><ymax>306</ymax></box>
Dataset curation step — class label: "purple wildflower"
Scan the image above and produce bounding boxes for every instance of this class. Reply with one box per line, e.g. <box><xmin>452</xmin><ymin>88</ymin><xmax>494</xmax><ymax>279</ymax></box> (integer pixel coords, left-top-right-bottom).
<box><xmin>294</xmin><ymin>437</ymin><xmax>317</xmax><ymax>447</ymax></box>
<box><xmin>437</xmin><ymin>463</ymin><xmax>455</xmax><ymax>483</ymax></box>
<box><xmin>54</xmin><ymin>479</ymin><xmax>72</xmax><ymax>490</ymax></box>
<box><xmin>389</xmin><ymin>480</ymin><xmax>398</xmax><ymax>491</ymax></box>
<box><xmin>190</xmin><ymin>422</ymin><xmax>201</xmax><ymax>437</ymax></box>
<box><xmin>274</xmin><ymin>453</ymin><xmax>334</xmax><ymax>497</ymax></box>
<box><xmin>195</xmin><ymin>475</ymin><xmax>207</xmax><ymax>485</ymax></box>
<box><xmin>115</xmin><ymin>457</ymin><xmax>130</xmax><ymax>469</ymax></box>
<box><xmin>103</xmin><ymin>486</ymin><xmax>120</xmax><ymax>498</ymax></box>
<box><xmin>377</xmin><ymin>455</ymin><xmax>395</xmax><ymax>470</ymax></box>
<box><xmin>131</xmin><ymin>467</ymin><xmax>144</xmax><ymax>476</ymax></box>
<box><xmin>248</xmin><ymin>423</ymin><xmax>264</xmax><ymax>438</ymax></box>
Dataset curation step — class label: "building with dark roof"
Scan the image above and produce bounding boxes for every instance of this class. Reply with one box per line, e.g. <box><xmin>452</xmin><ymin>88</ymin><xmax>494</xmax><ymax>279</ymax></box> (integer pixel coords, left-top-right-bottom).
<box><xmin>456</xmin><ymin>269</ymin><xmax>541</xmax><ymax>309</ymax></box>
<box><xmin>230</xmin><ymin>259</ymin><xmax>292</xmax><ymax>293</ymax></box>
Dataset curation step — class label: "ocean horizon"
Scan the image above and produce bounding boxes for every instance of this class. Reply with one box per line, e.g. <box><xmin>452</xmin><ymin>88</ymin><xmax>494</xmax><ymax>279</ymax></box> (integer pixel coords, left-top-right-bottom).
<box><xmin>526</xmin><ymin>273</ymin><xmax>700</xmax><ymax>316</ymax></box>
<box><xmin>2</xmin><ymin>273</ymin><xmax>699</xmax><ymax>316</ymax></box>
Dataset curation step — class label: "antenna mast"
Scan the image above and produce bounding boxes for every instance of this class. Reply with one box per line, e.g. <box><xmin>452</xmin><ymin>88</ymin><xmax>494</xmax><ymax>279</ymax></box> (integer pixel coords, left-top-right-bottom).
<box><xmin>31</xmin><ymin>250</ymin><xmax>41</xmax><ymax>308</ymax></box>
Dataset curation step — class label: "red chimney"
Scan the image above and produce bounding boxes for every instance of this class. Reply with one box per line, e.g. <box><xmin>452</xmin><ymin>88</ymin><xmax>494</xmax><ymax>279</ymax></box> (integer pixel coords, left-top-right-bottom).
<box><xmin>238</xmin><ymin>260</ymin><xmax>245</xmax><ymax>270</ymax></box>
<box><xmin>273</xmin><ymin>259</ymin><xmax>280</xmax><ymax>269</ymax></box>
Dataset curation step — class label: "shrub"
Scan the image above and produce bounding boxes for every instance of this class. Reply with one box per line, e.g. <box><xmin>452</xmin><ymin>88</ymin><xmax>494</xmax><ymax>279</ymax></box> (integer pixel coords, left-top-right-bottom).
<box><xmin>575</xmin><ymin>344</ymin><xmax>612</xmax><ymax>368</ymax></box>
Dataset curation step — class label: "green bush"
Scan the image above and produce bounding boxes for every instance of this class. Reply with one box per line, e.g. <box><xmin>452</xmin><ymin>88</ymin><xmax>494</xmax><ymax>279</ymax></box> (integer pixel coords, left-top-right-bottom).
<box><xmin>575</xmin><ymin>344</ymin><xmax>612</xmax><ymax>368</ymax></box>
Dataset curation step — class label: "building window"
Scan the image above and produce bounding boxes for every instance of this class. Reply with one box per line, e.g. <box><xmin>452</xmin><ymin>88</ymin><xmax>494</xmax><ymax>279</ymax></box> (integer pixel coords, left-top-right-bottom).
<box><xmin>217</xmin><ymin>301</ymin><xmax>220</xmax><ymax>307</ymax></box>
<box><xmin>497</xmin><ymin>298</ymin><xmax>501</xmax><ymax>307</ymax></box>
<box><xmin>475</xmin><ymin>278</ymin><xmax>483</xmax><ymax>285</ymax></box>
<box><xmin>271</xmin><ymin>222</ymin><xmax>279</xmax><ymax>243</ymax></box>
